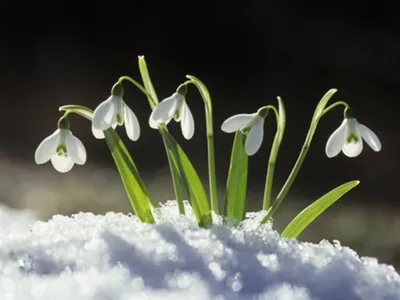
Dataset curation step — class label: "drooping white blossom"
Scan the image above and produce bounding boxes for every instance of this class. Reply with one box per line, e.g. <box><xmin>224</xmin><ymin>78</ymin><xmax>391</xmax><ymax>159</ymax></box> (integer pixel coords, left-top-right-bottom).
<box><xmin>221</xmin><ymin>108</ymin><xmax>268</xmax><ymax>156</ymax></box>
<box><xmin>149</xmin><ymin>86</ymin><xmax>194</xmax><ymax>140</ymax></box>
<box><xmin>35</xmin><ymin>128</ymin><xmax>87</xmax><ymax>173</ymax></box>
<box><xmin>92</xmin><ymin>95</ymin><xmax>140</xmax><ymax>141</ymax></box>
<box><xmin>325</xmin><ymin>118</ymin><xmax>381</xmax><ymax>158</ymax></box>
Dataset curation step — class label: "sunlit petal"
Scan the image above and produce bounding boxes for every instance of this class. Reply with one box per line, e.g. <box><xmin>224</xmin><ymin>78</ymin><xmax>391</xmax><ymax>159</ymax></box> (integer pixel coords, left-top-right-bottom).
<box><xmin>325</xmin><ymin>119</ymin><xmax>347</xmax><ymax>158</ymax></box>
<box><xmin>149</xmin><ymin>93</ymin><xmax>180</xmax><ymax>128</ymax></box>
<box><xmin>149</xmin><ymin>117</ymin><xmax>159</xmax><ymax>129</ymax></box>
<box><xmin>92</xmin><ymin>126</ymin><xmax>105</xmax><ymax>139</ymax></box>
<box><xmin>245</xmin><ymin>118</ymin><xmax>264</xmax><ymax>156</ymax></box>
<box><xmin>342</xmin><ymin>139</ymin><xmax>363</xmax><ymax>157</ymax></box>
<box><xmin>66</xmin><ymin>131</ymin><xmax>86</xmax><ymax>165</ymax></box>
<box><xmin>123</xmin><ymin>102</ymin><xmax>140</xmax><ymax>141</ymax></box>
<box><xmin>180</xmin><ymin>101</ymin><xmax>195</xmax><ymax>140</ymax></box>
<box><xmin>358</xmin><ymin>123</ymin><xmax>381</xmax><ymax>152</ymax></box>
<box><xmin>92</xmin><ymin>96</ymin><xmax>118</xmax><ymax>131</ymax></box>
<box><xmin>92</xmin><ymin>123</ymin><xmax>117</xmax><ymax>139</ymax></box>
<box><xmin>221</xmin><ymin>113</ymin><xmax>255</xmax><ymax>133</ymax></box>
<box><xmin>34</xmin><ymin>129</ymin><xmax>60</xmax><ymax>164</ymax></box>
<box><xmin>50</xmin><ymin>155</ymin><xmax>74</xmax><ymax>173</ymax></box>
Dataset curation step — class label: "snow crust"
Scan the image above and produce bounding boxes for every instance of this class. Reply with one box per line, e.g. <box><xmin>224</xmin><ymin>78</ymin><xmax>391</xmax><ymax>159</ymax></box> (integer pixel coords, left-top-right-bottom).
<box><xmin>0</xmin><ymin>201</ymin><xmax>399</xmax><ymax>300</ymax></box>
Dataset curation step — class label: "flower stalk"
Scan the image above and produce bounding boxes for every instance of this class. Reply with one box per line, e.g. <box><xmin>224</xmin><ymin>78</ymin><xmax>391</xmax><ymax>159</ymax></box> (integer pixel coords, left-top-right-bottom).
<box><xmin>185</xmin><ymin>76</ymin><xmax>219</xmax><ymax>214</ymax></box>
<box><xmin>262</xmin><ymin>99</ymin><xmax>285</xmax><ymax>210</ymax></box>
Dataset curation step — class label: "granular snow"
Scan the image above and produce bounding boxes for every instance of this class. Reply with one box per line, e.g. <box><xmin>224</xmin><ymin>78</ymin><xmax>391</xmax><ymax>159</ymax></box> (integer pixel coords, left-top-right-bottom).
<box><xmin>0</xmin><ymin>201</ymin><xmax>398</xmax><ymax>300</ymax></box>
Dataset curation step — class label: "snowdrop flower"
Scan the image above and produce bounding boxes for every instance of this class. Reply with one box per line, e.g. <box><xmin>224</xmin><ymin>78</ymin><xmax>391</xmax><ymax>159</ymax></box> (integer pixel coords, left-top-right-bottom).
<box><xmin>326</xmin><ymin>117</ymin><xmax>381</xmax><ymax>158</ymax></box>
<box><xmin>34</xmin><ymin>117</ymin><xmax>86</xmax><ymax>173</ymax></box>
<box><xmin>92</xmin><ymin>83</ymin><xmax>140</xmax><ymax>141</ymax></box>
<box><xmin>221</xmin><ymin>107</ymin><xmax>268</xmax><ymax>156</ymax></box>
<box><xmin>149</xmin><ymin>85</ymin><xmax>194</xmax><ymax>140</ymax></box>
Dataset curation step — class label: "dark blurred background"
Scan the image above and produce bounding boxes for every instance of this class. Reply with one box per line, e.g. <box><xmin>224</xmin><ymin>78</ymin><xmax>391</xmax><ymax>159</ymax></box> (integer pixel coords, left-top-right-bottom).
<box><xmin>1</xmin><ymin>1</ymin><xmax>399</xmax><ymax>268</ymax></box>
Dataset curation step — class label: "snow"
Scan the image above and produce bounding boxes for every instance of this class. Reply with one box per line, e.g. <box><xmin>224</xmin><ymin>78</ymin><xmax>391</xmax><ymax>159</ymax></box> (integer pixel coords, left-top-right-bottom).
<box><xmin>0</xmin><ymin>201</ymin><xmax>399</xmax><ymax>300</ymax></box>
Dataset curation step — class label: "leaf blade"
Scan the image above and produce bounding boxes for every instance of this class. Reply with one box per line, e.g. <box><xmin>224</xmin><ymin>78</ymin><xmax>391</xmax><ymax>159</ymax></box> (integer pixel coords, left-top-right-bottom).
<box><xmin>161</xmin><ymin>129</ymin><xmax>212</xmax><ymax>227</ymax></box>
<box><xmin>224</xmin><ymin>131</ymin><xmax>248</xmax><ymax>222</ymax></box>
<box><xmin>138</xmin><ymin>56</ymin><xmax>159</xmax><ymax>108</ymax></box>
<box><xmin>281</xmin><ymin>180</ymin><xmax>359</xmax><ymax>238</ymax></box>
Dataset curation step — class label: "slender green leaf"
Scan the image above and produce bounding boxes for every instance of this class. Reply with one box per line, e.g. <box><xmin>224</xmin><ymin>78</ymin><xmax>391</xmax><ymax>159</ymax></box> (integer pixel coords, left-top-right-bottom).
<box><xmin>104</xmin><ymin>130</ymin><xmax>155</xmax><ymax>223</ymax></box>
<box><xmin>312</xmin><ymin>89</ymin><xmax>337</xmax><ymax>123</ymax></box>
<box><xmin>224</xmin><ymin>131</ymin><xmax>248</xmax><ymax>222</ymax></box>
<box><xmin>281</xmin><ymin>180</ymin><xmax>359</xmax><ymax>238</ymax></box>
<box><xmin>161</xmin><ymin>128</ymin><xmax>212</xmax><ymax>227</ymax></box>
<box><xmin>59</xmin><ymin>105</ymin><xmax>156</xmax><ymax>223</ymax></box>
<box><xmin>138</xmin><ymin>56</ymin><xmax>159</xmax><ymax>108</ymax></box>
<box><xmin>277</xmin><ymin>97</ymin><xmax>286</xmax><ymax>145</ymax></box>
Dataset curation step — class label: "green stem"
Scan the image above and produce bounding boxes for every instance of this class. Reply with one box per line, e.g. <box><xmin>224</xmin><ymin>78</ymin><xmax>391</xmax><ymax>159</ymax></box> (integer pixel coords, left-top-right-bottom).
<box><xmin>118</xmin><ymin>75</ymin><xmax>185</xmax><ymax>214</ymax></box>
<box><xmin>260</xmin><ymin>130</ymin><xmax>312</xmax><ymax>224</ymax></box>
<box><xmin>260</xmin><ymin>100</ymin><xmax>348</xmax><ymax>224</ymax></box>
<box><xmin>262</xmin><ymin>105</ymin><xmax>281</xmax><ymax>210</ymax></box>
<box><xmin>118</xmin><ymin>76</ymin><xmax>157</xmax><ymax>109</ymax></box>
<box><xmin>185</xmin><ymin>76</ymin><xmax>219</xmax><ymax>214</ymax></box>
<box><xmin>322</xmin><ymin>101</ymin><xmax>350</xmax><ymax>116</ymax></box>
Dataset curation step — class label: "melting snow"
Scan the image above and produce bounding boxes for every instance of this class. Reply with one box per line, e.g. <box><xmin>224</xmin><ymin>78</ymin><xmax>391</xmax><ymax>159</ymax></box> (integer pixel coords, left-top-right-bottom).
<box><xmin>0</xmin><ymin>201</ymin><xmax>399</xmax><ymax>299</ymax></box>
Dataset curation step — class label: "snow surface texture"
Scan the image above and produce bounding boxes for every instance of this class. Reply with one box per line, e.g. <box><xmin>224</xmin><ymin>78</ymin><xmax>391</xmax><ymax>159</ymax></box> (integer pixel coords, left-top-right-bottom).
<box><xmin>0</xmin><ymin>201</ymin><xmax>399</xmax><ymax>300</ymax></box>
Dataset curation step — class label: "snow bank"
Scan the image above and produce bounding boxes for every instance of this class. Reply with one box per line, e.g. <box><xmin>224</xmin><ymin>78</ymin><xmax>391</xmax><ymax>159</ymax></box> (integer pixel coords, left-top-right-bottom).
<box><xmin>0</xmin><ymin>201</ymin><xmax>399</xmax><ymax>300</ymax></box>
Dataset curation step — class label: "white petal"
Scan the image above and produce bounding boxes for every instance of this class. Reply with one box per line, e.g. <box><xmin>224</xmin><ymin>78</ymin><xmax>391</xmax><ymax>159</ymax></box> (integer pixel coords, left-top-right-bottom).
<box><xmin>92</xmin><ymin>126</ymin><xmax>106</xmax><ymax>139</ymax></box>
<box><xmin>325</xmin><ymin>119</ymin><xmax>347</xmax><ymax>158</ymax></box>
<box><xmin>34</xmin><ymin>129</ymin><xmax>60</xmax><ymax>164</ymax></box>
<box><xmin>92</xmin><ymin>123</ymin><xmax>117</xmax><ymax>139</ymax></box>
<box><xmin>123</xmin><ymin>102</ymin><xmax>140</xmax><ymax>141</ymax></box>
<box><xmin>180</xmin><ymin>101</ymin><xmax>195</xmax><ymax>140</ymax></box>
<box><xmin>51</xmin><ymin>155</ymin><xmax>74</xmax><ymax>173</ymax></box>
<box><xmin>245</xmin><ymin>119</ymin><xmax>264</xmax><ymax>156</ymax></box>
<box><xmin>358</xmin><ymin>123</ymin><xmax>381</xmax><ymax>152</ymax></box>
<box><xmin>221</xmin><ymin>113</ymin><xmax>255</xmax><ymax>133</ymax></box>
<box><xmin>148</xmin><ymin>93</ymin><xmax>180</xmax><ymax>128</ymax></box>
<box><xmin>149</xmin><ymin>117</ymin><xmax>159</xmax><ymax>129</ymax></box>
<box><xmin>342</xmin><ymin>139</ymin><xmax>363</xmax><ymax>157</ymax></box>
<box><xmin>92</xmin><ymin>96</ymin><xmax>118</xmax><ymax>131</ymax></box>
<box><xmin>66</xmin><ymin>131</ymin><xmax>86</xmax><ymax>165</ymax></box>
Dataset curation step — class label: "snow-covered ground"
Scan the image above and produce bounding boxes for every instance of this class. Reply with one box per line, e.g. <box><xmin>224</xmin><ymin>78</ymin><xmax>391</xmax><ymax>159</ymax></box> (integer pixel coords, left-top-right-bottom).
<box><xmin>0</xmin><ymin>201</ymin><xmax>399</xmax><ymax>300</ymax></box>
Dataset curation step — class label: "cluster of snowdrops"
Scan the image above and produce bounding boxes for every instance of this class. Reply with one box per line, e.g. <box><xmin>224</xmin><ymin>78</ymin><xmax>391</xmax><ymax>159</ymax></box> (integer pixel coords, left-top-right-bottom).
<box><xmin>34</xmin><ymin>57</ymin><xmax>381</xmax><ymax>237</ymax></box>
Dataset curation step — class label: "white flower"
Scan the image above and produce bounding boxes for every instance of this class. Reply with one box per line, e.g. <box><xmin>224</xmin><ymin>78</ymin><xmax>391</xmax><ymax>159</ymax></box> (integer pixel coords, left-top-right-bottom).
<box><xmin>92</xmin><ymin>95</ymin><xmax>140</xmax><ymax>141</ymax></box>
<box><xmin>221</xmin><ymin>112</ymin><xmax>265</xmax><ymax>156</ymax></box>
<box><xmin>35</xmin><ymin>129</ymin><xmax>87</xmax><ymax>173</ymax></box>
<box><xmin>149</xmin><ymin>90</ymin><xmax>194</xmax><ymax>140</ymax></box>
<box><xmin>325</xmin><ymin>118</ymin><xmax>382</xmax><ymax>158</ymax></box>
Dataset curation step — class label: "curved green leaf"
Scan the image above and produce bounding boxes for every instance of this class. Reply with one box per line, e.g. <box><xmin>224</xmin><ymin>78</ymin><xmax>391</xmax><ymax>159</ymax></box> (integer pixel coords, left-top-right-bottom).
<box><xmin>312</xmin><ymin>89</ymin><xmax>337</xmax><ymax>123</ymax></box>
<box><xmin>281</xmin><ymin>180</ymin><xmax>359</xmax><ymax>238</ymax></box>
<box><xmin>138</xmin><ymin>56</ymin><xmax>159</xmax><ymax>108</ymax></box>
<box><xmin>161</xmin><ymin>128</ymin><xmax>212</xmax><ymax>227</ymax></box>
<box><xmin>59</xmin><ymin>105</ymin><xmax>156</xmax><ymax>223</ymax></box>
<box><xmin>224</xmin><ymin>131</ymin><xmax>248</xmax><ymax>222</ymax></box>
